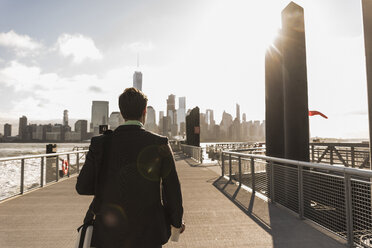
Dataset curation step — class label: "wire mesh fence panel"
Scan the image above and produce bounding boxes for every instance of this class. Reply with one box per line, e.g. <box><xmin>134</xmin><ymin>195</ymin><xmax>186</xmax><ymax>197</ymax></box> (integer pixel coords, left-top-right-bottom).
<box><xmin>273</xmin><ymin>163</ymin><xmax>298</xmax><ymax>213</ymax></box>
<box><xmin>303</xmin><ymin>169</ymin><xmax>346</xmax><ymax>237</ymax></box>
<box><xmin>351</xmin><ymin>178</ymin><xmax>372</xmax><ymax>247</ymax></box>
<box><xmin>254</xmin><ymin>159</ymin><xmax>269</xmax><ymax>196</ymax></box>
<box><xmin>240</xmin><ymin>158</ymin><xmax>252</xmax><ymax>188</ymax></box>
<box><xmin>229</xmin><ymin>156</ymin><xmax>240</xmax><ymax>181</ymax></box>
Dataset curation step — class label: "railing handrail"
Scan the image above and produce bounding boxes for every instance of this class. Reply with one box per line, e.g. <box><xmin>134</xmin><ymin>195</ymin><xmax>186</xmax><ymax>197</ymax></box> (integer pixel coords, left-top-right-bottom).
<box><xmin>222</xmin><ymin>151</ymin><xmax>372</xmax><ymax>178</ymax></box>
<box><xmin>311</xmin><ymin>142</ymin><xmax>369</xmax><ymax>147</ymax></box>
<box><xmin>180</xmin><ymin>144</ymin><xmax>201</xmax><ymax>149</ymax></box>
<box><xmin>0</xmin><ymin>150</ymin><xmax>89</xmax><ymax>162</ymax></box>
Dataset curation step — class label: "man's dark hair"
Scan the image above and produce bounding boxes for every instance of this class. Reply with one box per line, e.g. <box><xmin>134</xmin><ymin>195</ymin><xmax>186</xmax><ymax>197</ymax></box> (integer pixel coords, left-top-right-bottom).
<box><xmin>119</xmin><ymin>87</ymin><xmax>148</xmax><ymax>120</ymax></box>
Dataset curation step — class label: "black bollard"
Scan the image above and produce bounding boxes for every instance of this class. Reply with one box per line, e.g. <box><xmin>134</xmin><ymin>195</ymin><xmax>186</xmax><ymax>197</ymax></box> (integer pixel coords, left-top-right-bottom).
<box><xmin>45</xmin><ymin>144</ymin><xmax>57</xmax><ymax>183</ymax></box>
<box><xmin>186</xmin><ymin>107</ymin><xmax>200</xmax><ymax>147</ymax></box>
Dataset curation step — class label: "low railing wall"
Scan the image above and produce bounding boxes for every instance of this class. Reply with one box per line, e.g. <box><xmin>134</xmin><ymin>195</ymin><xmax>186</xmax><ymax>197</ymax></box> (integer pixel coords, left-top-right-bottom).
<box><xmin>181</xmin><ymin>144</ymin><xmax>203</xmax><ymax>163</ymax></box>
<box><xmin>221</xmin><ymin>151</ymin><xmax>372</xmax><ymax>247</ymax></box>
<box><xmin>0</xmin><ymin>150</ymin><xmax>88</xmax><ymax>202</ymax></box>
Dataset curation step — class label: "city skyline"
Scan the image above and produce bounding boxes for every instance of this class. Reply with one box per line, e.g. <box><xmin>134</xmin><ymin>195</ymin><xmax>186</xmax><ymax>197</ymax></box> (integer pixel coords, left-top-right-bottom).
<box><xmin>0</xmin><ymin>0</ymin><xmax>369</xmax><ymax>139</ymax></box>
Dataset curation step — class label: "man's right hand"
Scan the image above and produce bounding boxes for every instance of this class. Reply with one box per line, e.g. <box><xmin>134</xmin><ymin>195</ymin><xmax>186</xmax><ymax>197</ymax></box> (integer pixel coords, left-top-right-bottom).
<box><xmin>180</xmin><ymin>222</ymin><xmax>186</xmax><ymax>234</ymax></box>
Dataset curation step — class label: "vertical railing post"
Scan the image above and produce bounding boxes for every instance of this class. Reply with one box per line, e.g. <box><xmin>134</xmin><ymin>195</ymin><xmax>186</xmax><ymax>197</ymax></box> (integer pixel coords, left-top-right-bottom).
<box><xmin>330</xmin><ymin>146</ymin><xmax>334</xmax><ymax>165</ymax></box>
<box><xmin>311</xmin><ymin>145</ymin><xmax>315</xmax><ymax>162</ymax></box>
<box><xmin>20</xmin><ymin>159</ymin><xmax>25</xmax><ymax>194</ymax></box>
<box><xmin>77</xmin><ymin>153</ymin><xmax>80</xmax><ymax>173</ymax></box>
<box><xmin>56</xmin><ymin>155</ymin><xmax>59</xmax><ymax>182</ymax></box>
<box><xmin>40</xmin><ymin>157</ymin><xmax>44</xmax><ymax>187</ymax></box>
<box><xmin>269</xmin><ymin>161</ymin><xmax>275</xmax><ymax>203</ymax></box>
<box><xmin>229</xmin><ymin>154</ymin><xmax>232</xmax><ymax>181</ymax></box>
<box><xmin>344</xmin><ymin>173</ymin><xmax>354</xmax><ymax>247</ymax></box>
<box><xmin>67</xmin><ymin>154</ymin><xmax>70</xmax><ymax>177</ymax></box>
<box><xmin>351</xmin><ymin>147</ymin><xmax>355</xmax><ymax>168</ymax></box>
<box><xmin>221</xmin><ymin>152</ymin><xmax>225</xmax><ymax>177</ymax></box>
<box><xmin>250</xmin><ymin>157</ymin><xmax>255</xmax><ymax>193</ymax></box>
<box><xmin>238</xmin><ymin>156</ymin><xmax>242</xmax><ymax>186</ymax></box>
<box><xmin>298</xmin><ymin>165</ymin><xmax>304</xmax><ymax>219</ymax></box>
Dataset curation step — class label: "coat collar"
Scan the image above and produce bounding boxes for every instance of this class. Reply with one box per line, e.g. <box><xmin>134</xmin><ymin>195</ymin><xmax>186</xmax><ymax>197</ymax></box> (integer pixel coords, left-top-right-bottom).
<box><xmin>114</xmin><ymin>124</ymin><xmax>145</xmax><ymax>133</ymax></box>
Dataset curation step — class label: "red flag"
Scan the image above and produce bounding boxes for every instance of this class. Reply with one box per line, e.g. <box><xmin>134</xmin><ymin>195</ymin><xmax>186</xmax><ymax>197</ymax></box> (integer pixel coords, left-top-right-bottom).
<box><xmin>309</xmin><ymin>111</ymin><xmax>328</xmax><ymax>119</ymax></box>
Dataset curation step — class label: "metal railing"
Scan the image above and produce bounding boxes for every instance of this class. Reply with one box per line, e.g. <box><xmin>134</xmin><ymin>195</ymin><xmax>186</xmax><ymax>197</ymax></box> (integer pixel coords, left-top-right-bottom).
<box><xmin>0</xmin><ymin>150</ymin><xmax>88</xmax><ymax>202</ymax></box>
<box><xmin>221</xmin><ymin>150</ymin><xmax>372</xmax><ymax>247</ymax></box>
<box><xmin>181</xmin><ymin>144</ymin><xmax>203</xmax><ymax>163</ymax></box>
<box><xmin>310</xmin><ymin>143</ymin><xmax>370</xmax><ymax>169</ymax></box>
<box><xmin>169</xmin><ymin>140</ymin><xmax>182</xmax><ymax>152</ymax></box>
<box><xmin>208</xmin><ymin>142</ymin><xmax>371</xmax><ymax>169</ymax></box>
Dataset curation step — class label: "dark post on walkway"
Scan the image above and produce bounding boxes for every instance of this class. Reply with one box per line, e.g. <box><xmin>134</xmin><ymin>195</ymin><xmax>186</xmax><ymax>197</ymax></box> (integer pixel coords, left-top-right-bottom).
<box><xmin>281</xmin><ymin>2</ymin><xmax>310</xmax><ymax>162</ymax></box>
<box><xmin>186</xmin><ymin>107</ymin><xmax>200</xmax><ymax>147</ymax></box>
<box><xmin>265</xmin><ymin>35</ymin><xmax>285</xmax><ymax>159</ymax></box>
<box><xmin>362</xmin><ymin>0</ymin><xmax>372</xmax><ymax>169</ymax></box>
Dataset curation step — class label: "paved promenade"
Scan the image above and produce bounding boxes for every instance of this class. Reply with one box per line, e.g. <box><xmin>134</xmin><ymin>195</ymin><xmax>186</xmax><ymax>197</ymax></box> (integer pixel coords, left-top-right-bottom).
<box><xmin>0</xmin><ymin>153</ymin><xmax>345</xmax><ymax>248</ymax></box>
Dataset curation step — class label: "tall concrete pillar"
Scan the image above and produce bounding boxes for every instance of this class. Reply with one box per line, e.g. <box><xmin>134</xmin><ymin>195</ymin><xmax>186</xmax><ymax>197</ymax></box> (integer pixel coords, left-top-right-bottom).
<box><xmin>265</xmin><ymin>35</ymin><xmax>285</xmax><ymax>158</ymax></box>
<box><xmin>362</xmin><ymin>0</ymin><xmax>372</xmax><ymax>169</ymax></box>
<box><xmin>281</xmin><ymin>2</ymin><xmax>310</xmax><ymax>162</ymax></box>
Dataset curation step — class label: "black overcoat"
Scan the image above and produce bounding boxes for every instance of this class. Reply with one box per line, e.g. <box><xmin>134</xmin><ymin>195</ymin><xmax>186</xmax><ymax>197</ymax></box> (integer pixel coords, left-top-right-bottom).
<box><xmin>76</xmin><ymin>125</ymin><xmax>183</xmax><ymax>248</ymax></box>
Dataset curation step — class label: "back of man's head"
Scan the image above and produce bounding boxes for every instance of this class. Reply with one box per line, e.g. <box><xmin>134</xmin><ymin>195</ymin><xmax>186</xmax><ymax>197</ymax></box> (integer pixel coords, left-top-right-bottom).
<box><xmin>119</xmin><ymin>87</ymin><xmax>148</xmax><ymax>120</ymax></box>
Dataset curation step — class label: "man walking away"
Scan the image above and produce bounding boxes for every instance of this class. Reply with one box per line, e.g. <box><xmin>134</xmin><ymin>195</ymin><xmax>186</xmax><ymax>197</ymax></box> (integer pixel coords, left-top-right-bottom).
<box><xmin>76</xmin><ymin>87</ymin><xmax>184</xmax><ymax>248</ymax></box>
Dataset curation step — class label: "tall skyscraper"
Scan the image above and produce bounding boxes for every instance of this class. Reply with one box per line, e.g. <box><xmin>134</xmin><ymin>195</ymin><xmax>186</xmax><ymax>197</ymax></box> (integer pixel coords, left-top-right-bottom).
<box><xmin>109</xmin><ymin>112</ymin><xmax>124</xmax><ymax>130</ymax></box>
<box><xmin>63</xmin><ymin>110</ymin><xmax>69</xmax><ymax>126</ymax></box>
<box><xmin>167</xmin><ymin>94</ymin><xmax>176</xmax><ymax>114</ymax></box>
<box><xmin>75</xmin><ymin>120</ymin><xmax>88</xmax><ymax>141</ymax></box>
<box><xmin>177</xmin><ymin>97</ymin><xmax>186</xmax><ymax>129</ymax></box>
<box><xmin>4</xmin><ymin>123</ymin><xmax>11</xmax><ymax>137</ymax></box>
<box><xmin>167</xmin><ymin>94</ymin><xmax>176</xmax><ymax>132</ymax></box>
<box><xmin>146</xmin><ymin>106</ymin><xmax>156</xmax><ymax>125</ymax></box>
<box><xmin>18</xmin><ymin>116</ymin><xmax>27</xmax><ymax>140</ymax></box>
<box><xmin>91</xmin><ymin>101</ymin><xmax>109</xmax><ymax>135</ymax></box>
<box><xmin>133</xmin><ymin>71</ymin><xmax>143</xmax><ymax>91</ymax></box>
<box><xmin>145</xmin><ymin>106</ymin><xmax>157</xmax><ymax>133</ymax></box>
<box><xmin>158</xmin><ymin>111</ymin><xmax>164</xmax><ymax>135</ymax></box>
<box><xmin>206</xmin><ymin>109</ymin><xmax>215</xmax><ymax>127</ymax></box>
<box><xmin>236</xmin><ymin>104</ymin><xmax>240</xmax><ymax>122</ymax></box>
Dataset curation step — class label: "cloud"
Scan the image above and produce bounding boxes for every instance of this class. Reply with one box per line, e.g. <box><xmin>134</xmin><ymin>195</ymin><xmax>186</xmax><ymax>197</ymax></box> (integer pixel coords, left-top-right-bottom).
<box><xmin>125</xmin><ymin>41</ymin><xmax>154</xmax><ymax>52</ymax></box>
<box><xmin>0</xmin><ymin>30</ymin><xmax>42</xmax><ymax>56</ymax></box>
<box><xmin>88</xmin><ymin>86</ymin><xmax>103</xmax><ymax>93</ymax></box>
<box><xmin>345</xmin><ymin>110</ymin><xmax>368</xmax><ymax>116</ymax></box>
<box><xmin>0</xmin><ymin>61</ymin><xmax>58</xmax><ymax>91</ymax></box>
<box><xmin>0</xmin><ymin>61</ymin><xmax>129</xmax><ymax>119</ymax></box>
<box><xmin>56</xmin><ymin>34</ymin><xmax>102</xmax><ymax>63</ymax></box>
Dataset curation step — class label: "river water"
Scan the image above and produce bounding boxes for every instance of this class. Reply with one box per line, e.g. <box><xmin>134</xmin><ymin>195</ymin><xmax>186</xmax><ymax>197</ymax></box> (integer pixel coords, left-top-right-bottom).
<box><xmin>0</xmin><ymin>143</ymin><xmax>89</xmax><ymax>200</ymax></box>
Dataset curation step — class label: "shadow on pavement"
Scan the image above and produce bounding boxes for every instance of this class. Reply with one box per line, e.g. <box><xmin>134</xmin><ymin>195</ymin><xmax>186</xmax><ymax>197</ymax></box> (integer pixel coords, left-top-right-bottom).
<box><xmin>212</xmin><ymin>176</ymin><xmax>345</xmax><ymax>248</ymax></box>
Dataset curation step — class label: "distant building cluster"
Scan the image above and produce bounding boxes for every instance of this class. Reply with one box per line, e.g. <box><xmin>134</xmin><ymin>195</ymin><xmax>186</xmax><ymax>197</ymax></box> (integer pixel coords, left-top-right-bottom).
<box><xmin>200</xmin><ymin>104</ymin><xmax>265</xmax><ymax>142</ymax></box>
<box><xmin>0</xmin><ymin>112</ymin><xmax>90</xmax><ymax>142</ymax></box>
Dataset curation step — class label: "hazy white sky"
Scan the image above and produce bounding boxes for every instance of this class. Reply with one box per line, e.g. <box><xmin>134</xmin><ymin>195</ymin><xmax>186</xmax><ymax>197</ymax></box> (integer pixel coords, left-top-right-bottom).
<box><xmin>0</xmin><ymin>0</ymin><xmax>369</xmax><ymax>138</ymax></box>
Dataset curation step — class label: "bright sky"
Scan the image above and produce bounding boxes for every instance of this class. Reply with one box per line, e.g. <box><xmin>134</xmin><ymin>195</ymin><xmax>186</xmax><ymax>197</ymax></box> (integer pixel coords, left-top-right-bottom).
<box><xmin>0</xmin><ymin>0</ymin><xmax>369</xmax><ymax>139</ymax></box>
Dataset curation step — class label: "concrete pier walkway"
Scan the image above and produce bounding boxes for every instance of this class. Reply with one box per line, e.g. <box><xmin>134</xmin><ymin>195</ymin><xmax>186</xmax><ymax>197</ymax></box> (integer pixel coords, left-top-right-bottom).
<box><xmin>0</xmin><ymin>153</ymin><xmax>345</xmax><ymax>248</ymax></box>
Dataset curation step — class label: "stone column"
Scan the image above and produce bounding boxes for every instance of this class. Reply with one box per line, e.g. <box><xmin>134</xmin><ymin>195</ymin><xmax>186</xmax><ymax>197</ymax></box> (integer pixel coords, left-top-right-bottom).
<box><xmin>281</xmin><ymin>2</ymin><xmax>310</xmax><ymax>162</ymax></box>
<box><xmin>362</xmin><ymin>0</ymin><xmax>372</xmax><ymax>169</ymax></box>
